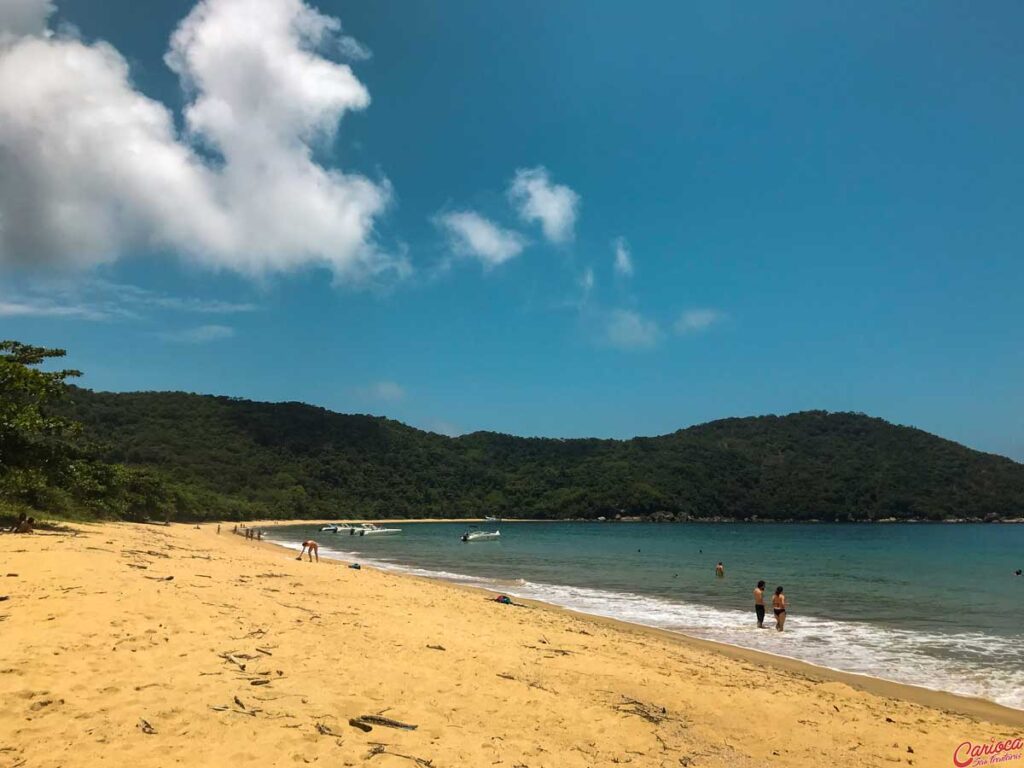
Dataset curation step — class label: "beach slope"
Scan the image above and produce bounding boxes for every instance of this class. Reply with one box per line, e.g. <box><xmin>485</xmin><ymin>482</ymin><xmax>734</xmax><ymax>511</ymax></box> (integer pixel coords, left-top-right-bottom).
<box><xmin>0</xmin><ymin>523</ymin><xmax>1018</xmax><ymax>767</ymax></box>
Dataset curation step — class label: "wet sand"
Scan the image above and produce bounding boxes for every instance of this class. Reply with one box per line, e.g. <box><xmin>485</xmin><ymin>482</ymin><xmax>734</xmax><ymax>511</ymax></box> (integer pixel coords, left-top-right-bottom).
<box><xmin>0</xmin><ymin>522</ymin><xmax>1018</xmax><ymax>767</ymax></box>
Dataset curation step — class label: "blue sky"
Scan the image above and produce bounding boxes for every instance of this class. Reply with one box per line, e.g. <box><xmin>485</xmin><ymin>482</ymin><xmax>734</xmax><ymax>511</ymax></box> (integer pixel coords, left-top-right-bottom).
<box><xmin>1</xmin><ymin>0</ymin><xmax>1022</xmax><ymax>459</ymax></box>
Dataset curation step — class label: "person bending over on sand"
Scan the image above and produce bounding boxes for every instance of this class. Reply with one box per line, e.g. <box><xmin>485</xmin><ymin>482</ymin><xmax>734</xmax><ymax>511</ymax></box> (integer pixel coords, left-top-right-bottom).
<box><xmin>754</xmin><ymin>580</ymin><xmax>766</xmax><ymax>628</ymax></box>
<box><xmin>715</xmin><ymin>562</ymin><xmax>725</xmax><ymax>578</ymax></box>
<box><xmin>772</xmin><ymin>586</ymin><xmax>787</xmax><ymax>631</ymax></box>
<box><xmin>297</xmin><ymin>540</ymin><xmax>319</xmax><ymax>562</ymax></box>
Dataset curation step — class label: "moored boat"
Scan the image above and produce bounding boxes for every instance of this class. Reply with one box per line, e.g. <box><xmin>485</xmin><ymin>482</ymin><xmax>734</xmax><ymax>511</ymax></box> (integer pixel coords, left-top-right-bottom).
<box><xmin>461</xmin><ymin>529</ymin><xmax>500</xmax><ymax>542</ymax></box>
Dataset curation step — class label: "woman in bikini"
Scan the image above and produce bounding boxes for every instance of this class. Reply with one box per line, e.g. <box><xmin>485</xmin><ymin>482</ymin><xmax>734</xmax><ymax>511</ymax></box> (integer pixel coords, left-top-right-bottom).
<box><xmin>297</xmin><ymin>540</ymin><xmax>319</xmax><ymax>562</ymax></box>
<box><xmin>772</xmin><ymin>585</ymin><xmax>787</xmax><ymax>631</ymax></box>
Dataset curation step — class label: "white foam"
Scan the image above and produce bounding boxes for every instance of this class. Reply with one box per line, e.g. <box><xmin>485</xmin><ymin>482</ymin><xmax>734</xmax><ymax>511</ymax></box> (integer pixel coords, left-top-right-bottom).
<box><xmin>266</xmin><ymin>534</ymin><xmax>1024</xmax><ymax>710</ymax></box>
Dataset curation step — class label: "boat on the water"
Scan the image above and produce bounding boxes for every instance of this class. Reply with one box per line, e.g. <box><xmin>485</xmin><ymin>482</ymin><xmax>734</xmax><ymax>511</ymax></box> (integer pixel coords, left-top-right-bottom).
<box><xmin>319</xmin><ymin>524</ymin><xmax>340</xmax><ymax>532</ymax></box>
<box><xmin>462</xmin><ymin>529</ymin><xmax>500</xmax><ymax>542</ymax></box>
<box><xmin>358</xmin><ymin>524</ymin><xmax>402</xmax><ymax>536</ymax></box>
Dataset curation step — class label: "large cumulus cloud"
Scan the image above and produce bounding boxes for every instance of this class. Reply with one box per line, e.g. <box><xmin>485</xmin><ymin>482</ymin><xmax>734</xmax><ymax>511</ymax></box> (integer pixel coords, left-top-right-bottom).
<box><xmin>0</xmin><ymin>0</ymin><xmax>405</xmax><ymax>281</ymax></box>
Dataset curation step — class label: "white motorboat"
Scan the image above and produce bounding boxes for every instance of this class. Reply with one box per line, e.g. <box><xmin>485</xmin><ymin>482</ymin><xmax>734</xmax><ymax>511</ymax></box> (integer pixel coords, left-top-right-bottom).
<box><xmin>332</xmin><ymin>525</ymin><xmax>359</xmax><ymax>534</ymax></box>
<box><xmin>461</xmin><ymin>529</ymin><xmax>500</xmax><ymax>542</ymax></box>
<box><xmin>357</xmin><ymin>524</ymin><xmax>402</xmax><ymax>536</ymax></box>
<box><xmin>319</xmin><ymin>524</ymin><xmax>340</xmax><ymax>532</ymax></box>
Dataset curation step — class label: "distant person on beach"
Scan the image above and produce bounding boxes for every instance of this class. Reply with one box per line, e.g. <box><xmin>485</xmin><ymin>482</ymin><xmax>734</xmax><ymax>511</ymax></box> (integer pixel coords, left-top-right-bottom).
<box><xmin>15</xmin><ymin>516</ymin><xmax>34</xmax><ymax>534</ymax></box>
<box><xmin>217</xmin><ymin>524</ymin><xmax>221</xmax><ymax>534</ymax></box>
<box><xmin>257</xmin><ymin>530</ymin><xmax>262</xmax><ymax>541</ymax></box>
<box><xmin>297</xmin><ymin>540</ymin><xmax>319</xmax><ymax>562</ymax></box>
<box><xmin>715</xmin><ymin>562</ymin><xmax>725</xmax><ymax>578</ymax></box>
<box><xmin>772</xmin><ymin>586</ymin><xmax>787</xmax><ymax>631</ymax></box>
<box><xmin>754</xmin><ymin>580</ymin><xmax>766</xmax><ymax>628</ymax></box>
<box><xmin>8</xmin><ymin>512</ymin><xmax>26</xmax><ymax>532</ymax></box>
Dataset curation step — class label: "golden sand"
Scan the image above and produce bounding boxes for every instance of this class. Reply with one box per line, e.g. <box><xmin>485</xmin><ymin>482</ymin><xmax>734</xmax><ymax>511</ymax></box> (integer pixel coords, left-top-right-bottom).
<box><xmin>0</xmin><ymin>522</ymin><xmax>1019</xmax><ymax>767</ymax></box>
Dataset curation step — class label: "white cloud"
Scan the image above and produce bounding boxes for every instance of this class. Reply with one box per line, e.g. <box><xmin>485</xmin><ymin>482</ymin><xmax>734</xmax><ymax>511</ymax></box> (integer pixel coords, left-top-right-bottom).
<box><xmin>674</xmin><ymin>308</ymin><xmax>725</xmax><ymax>335</ymax></box>
<box><xmin>580</xmin><ymin>267</ymin><xmax>595</xmax><ymax>296</ymax></box>
<box><xmin>0</xmin><ymin>0</ymin><xmax>404</xmax><ymax>282</ymax></box>
<box><xmin>612</xmin><ymin>236</ymin><xmax>633</xmax><ymax>277</ymax></box>
<box><xmin>604</xmin><ymin>309</ymin><xmax>659</xmax><ymax>350</ymax></box>
<box><xmin>508</xmin><ymin>166</ymin><xmax>579</xmax><ymax>243</ymax></box>
<box><xmin>0</xmin><ymin>279</ymin><xmax>257</xmax><ymax>321</ymax></box>
<box><xmin>0</xmin><ymin>298</ymin><xmax>108</xmax><ymax>320</ymax></box>
<box><xmin>160</xmin><ymin>324</ymin><xmax>235</xmax><ymax>343</ymax></box>
<box><xmin>435</xmin><ymin>211</ymin><xmax>526</xmax><ymax>267</ymax></box>
<box><xmin>368</xmin><ymin>380</ymin><xmax>405</xmax><ymax>402</ymax></box>
<box><xmin>0</xmin><ymin>0</ymin><xmax>53</xmax><ymax>41</ymax></box>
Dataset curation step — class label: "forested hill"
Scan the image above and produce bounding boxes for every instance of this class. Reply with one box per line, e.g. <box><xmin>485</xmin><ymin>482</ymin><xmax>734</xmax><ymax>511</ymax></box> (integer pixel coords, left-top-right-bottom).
<box><xmin>61</xmin><ymin>388</ymin><xmax>1024</xmax><ymax>522</ymax></box>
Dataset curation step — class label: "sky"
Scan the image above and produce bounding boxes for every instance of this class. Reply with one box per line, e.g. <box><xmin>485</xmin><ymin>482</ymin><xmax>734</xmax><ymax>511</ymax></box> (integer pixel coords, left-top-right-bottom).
<box><xmin>0</xmin><ymin>0</ymin><xmax>1022</xmax><ymax>459</ymax></box>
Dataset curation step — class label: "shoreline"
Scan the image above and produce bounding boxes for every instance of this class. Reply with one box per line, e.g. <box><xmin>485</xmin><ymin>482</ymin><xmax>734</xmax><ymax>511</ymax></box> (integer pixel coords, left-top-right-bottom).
<box><xmin>244</xmin><ymin>517</ymin><xmax>1024</xmax><ymax>526</ymax></box>
<box><xmin>257</xmin><ymin>530</ymin><xmax>1024</xmax><ymax>727</ymax></box>
<box><xmin>3</xmin><ymin>521</ymin><xmax>1021</xmax><ymax>768</ymax></box>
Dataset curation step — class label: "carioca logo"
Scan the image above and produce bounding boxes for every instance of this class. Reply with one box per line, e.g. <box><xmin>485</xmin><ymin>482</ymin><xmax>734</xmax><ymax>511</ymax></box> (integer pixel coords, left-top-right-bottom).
<box><xmin>953</xmin><ymin>738</ymin><xmax>1024</xmax><ymax>767</ymax></box>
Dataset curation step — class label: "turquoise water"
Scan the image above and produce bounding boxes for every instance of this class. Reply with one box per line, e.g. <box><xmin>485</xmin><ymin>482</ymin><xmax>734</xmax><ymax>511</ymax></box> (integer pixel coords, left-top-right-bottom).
<box><xmin>267</xmin><ymin>522</ymin><xmax>1024</xmax><ymax>709</ymax></box>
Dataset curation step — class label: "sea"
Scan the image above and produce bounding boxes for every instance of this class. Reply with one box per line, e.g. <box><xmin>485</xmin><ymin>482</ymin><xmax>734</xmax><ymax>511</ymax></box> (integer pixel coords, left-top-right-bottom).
<box><xmin>266</xmin><ymin>521</ymin><xmax>1024</xmax><ymax>710</ymax></box>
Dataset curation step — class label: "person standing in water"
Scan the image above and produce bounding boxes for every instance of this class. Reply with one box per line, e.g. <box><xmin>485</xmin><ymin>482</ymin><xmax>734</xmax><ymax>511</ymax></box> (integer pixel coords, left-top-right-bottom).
<box><xmin>715</xmin><ymin>562</ymin><xmax>725</xmax><ymax>578</ymax></box>
<box><xmin>772</xmin><ymin>586</ymin><xmax>787</xmax><ymax>631</ymax></box>
<box><xmin>753</xmin><ymin>580</ymin><xmax>766</xmax><ymax>628</ymax></box>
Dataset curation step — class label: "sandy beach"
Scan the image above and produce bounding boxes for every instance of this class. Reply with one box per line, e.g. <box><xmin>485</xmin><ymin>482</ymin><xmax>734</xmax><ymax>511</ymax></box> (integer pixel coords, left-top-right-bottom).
<box><xmin>1</xmin><ymin>522</ymin><xmax>1019</xmax><ymax>768</ymax></box>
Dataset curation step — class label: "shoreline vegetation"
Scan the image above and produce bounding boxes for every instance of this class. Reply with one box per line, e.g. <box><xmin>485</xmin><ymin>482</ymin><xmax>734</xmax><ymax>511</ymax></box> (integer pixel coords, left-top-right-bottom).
<box><xmin>3</xmin><ymin>341</ymin><xmax>1024</xmax><ymax>526</ymax></box>
<box><xmin>0</xmin><ymin>521</ymin><xmax>1020</xmax><ymax>768</ymax></box>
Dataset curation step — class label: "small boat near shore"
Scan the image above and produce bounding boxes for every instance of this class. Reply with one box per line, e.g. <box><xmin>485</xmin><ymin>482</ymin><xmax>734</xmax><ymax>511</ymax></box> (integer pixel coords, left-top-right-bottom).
<box><xmin>320</xmin><ymin>524</ymin><xmax>340</xmax><ymax>532</ymax></box>
<box><xmin>358</xmin><ymin>524</ymin><xmax>402</xmax><ymax>536</ymax></box>
<box><xmin>462</xmin><ymin>529</ymin><xmax>500</xmax><ymax>542</ymax></box>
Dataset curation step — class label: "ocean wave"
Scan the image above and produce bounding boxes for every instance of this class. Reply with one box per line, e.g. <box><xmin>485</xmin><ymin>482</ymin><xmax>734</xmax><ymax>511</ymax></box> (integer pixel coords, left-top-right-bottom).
<box><xmin>267</xmin><ymin>534</ymin><xmax>1024</xmax><ymax>710</ymax></box>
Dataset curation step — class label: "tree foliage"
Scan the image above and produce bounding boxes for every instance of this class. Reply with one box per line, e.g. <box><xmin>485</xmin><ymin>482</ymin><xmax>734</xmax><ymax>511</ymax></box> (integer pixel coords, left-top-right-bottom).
<box><xmin>61</xmin><ymin>387</ymin><xmax>1024</xmax><ymax>522</ymax></box>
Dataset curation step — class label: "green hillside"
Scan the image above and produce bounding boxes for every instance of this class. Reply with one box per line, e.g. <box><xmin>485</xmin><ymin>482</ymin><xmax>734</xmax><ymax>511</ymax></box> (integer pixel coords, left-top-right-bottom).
<box><xmin>60</xmin><ymin>387</ymin><xmax>1024</xmax><ymax>522</ymax></box>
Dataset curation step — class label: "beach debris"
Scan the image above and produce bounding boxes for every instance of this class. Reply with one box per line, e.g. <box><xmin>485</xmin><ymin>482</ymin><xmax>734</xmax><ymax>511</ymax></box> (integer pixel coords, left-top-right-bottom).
<box><xmin>349</xmin><ymin>563</ymin><xmax>361</xmax><ymax>570</ymax></box>
<box><xmin>355</xmin><ymin>715</ymin><xmax>418</xmax><ymax>731</ymax></box>
<box><xmin>525</xmin><ymin>644</ymin><xmax>572</xmax><ymax>656</ymax></box>
<box><xmin>615</xmin><ymin>696</ymin><xmax>668</xmax><ymax>724</ymax></box>
<box><xmin>250</xmin><ymin>679</ymin><xmax>270</xmax><ymax>686</ymax></box>
<box><xmin>349</xmin><ymin>718</ymin><xmax>373</xmax><ymax>732</ymax></box>
<box><xmin>885</xmin><ymin>717</ymin><xmax>895</xmax><ymax>723</ymax></box>
<box><xmin>143</xmin><ymin>575</ymin><xmax>174</xmax><ymax>581</ymax></box>
<box><xmin>315</xmin><ymin>722</ymin><xmax>341</xmax><ymax>737</ymax></box>
<box><xmin>218</xmin><ymin>652</ymin><xmax>246</xmax><ymax>671</ymax></box>
<box><xmin>126</xmin><ymin>564</ymin><xmax>148</xmax><ymax>570</ymax></box>
<box><xmin>234</xmin><ymin>696</ymin><xmax>246</xmax><ymax>710</ymax></box>
<box><xmin>6</xmin><ymin>573</ymin><xmax>18</xmax><ymax>577</ymax></box>
<box><xmin>426</xmin><ymin>644</ymin><xmax>446</xmax><ymax>651</ymax></box>
<box><xmin>123</xmin><ymin>549</ymin><xmax>169</xmax><ymax>559</ymax></box>
<box><xmin>138</xmin><ymin>718</ymin><xmax>157</xmax><ymax>735</ymax></box>
<box><xmin>364</xmin><ymin>744</ymin><xmax>433</xmax><ymax>767</ymax></box>
<box><xmin>0</xmin><ymin>596</ymin><xmax>9</xmax><ymax>602</ymax></box>
<box><xmin>232</xmin><ymin>627</ymin><xmax>268</xmax><ymax>639</ymax></box>
<box><xmin>907</xmin><ymin>746</ymin><xmax>915</xmax><ymax>754</ymax></box>
<box><xmin>255</xmin><ymin>647</ymin><xmax>273</xmax><ymax>656</ymax></box>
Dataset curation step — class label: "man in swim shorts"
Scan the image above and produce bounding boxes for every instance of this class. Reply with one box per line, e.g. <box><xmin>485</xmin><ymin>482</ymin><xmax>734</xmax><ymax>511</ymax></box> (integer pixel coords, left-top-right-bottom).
<box><xmin>297</xmin><ymin>540</ymin><xmax>319</xmax><ymax>562</ymax></box>
<box><xmin>753</xmin><ymin>580</ymin><xmax>766</xmax><ymax>628</ymax></box>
